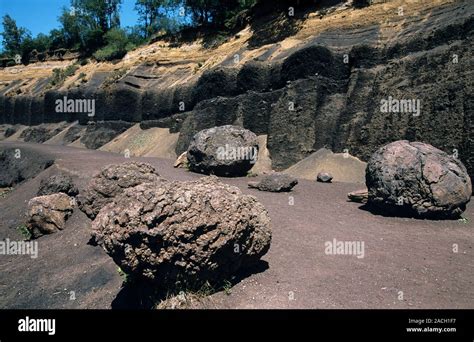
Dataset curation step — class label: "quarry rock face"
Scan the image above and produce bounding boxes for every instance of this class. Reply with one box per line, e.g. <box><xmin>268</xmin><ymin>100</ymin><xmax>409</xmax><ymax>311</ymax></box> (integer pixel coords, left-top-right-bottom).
<box><xmin>91</xmin><ymin>177</ymin><xmax>272</xmax><ymax>290</ymax></box>
<box><xmin>248</xmin><ymin>173</ymin><xmax>298</xmax><ymax>192</ymax></box>
<box><xmin>26</xmin><ymin>193</ymin><xmax>74</xmax><ymax>238</ymax></box>
<box><xmin>0</xmin><ymin>2</ymin><xmax>472</xmax><ymax>187</ymax></box>
<box><xmin>366</xmin><ymin>141</ymin><xmax>472</xmax><ymax>219</ymax></box>
<box><xmin>37</xmin><ymin>173</ymin><xmax>79</xmax><ymax>197</ymax></box>
<box><xmin>77</xmin><ymin>162</ymin><xmax>163</xmax><ymax>219</ymax></box>
<box><xmin>187</xmin><ymin>125</ymin><xmax>259</xmax><ymax>177</ymax></box>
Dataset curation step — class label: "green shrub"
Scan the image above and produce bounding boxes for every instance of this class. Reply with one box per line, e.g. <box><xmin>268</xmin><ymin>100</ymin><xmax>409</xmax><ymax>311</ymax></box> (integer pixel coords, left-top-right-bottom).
<box><xmin>17</xmin><ymin>224</ymin><xmax>32</xmax><ymax>241</ymax></box>
<box><xmin>93</xmin><ymin>45</ymin><xmax>127</xmax><ymax>61</ymax></box>
<box><xmin>49</xmin><ymin>64</ymin><xmax>79</xmax><ymax>86</ymax></box>
<box><xmin>93</xmin><ymin>28</ymin><xmax>134</xmax><ymax>62</ymax></box>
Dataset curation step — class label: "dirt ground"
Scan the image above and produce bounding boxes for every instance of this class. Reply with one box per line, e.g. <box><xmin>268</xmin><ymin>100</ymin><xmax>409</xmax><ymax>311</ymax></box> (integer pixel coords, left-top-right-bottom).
<box><xmin>0</xmin><ymin>141</ymin><xmax>472</xmax><ymax>309</ymax></box>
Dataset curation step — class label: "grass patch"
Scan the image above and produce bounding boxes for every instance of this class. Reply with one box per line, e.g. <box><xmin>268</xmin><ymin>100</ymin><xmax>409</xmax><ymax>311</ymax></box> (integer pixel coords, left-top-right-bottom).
<box><xmin>17</xmin><ymin>224</ymin><xmax>32</xmax><ymax>241</ymax></box>
<box><xmin>117</xmin><ymin>267</ymin><xmax>132</xmax><ymax>285</ymax></box>
<box><xmin>0</xmin><ymin>187</ymin><xmax>13</xmax><ymax>198</ymax></box>
<box><xmin>222</xmin><ymin>280</ymin><xmax>232</xmax><ymax>296</ymax></box>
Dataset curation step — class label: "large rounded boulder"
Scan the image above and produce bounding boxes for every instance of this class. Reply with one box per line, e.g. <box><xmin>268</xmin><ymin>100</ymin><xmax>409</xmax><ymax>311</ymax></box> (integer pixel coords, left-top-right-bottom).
<box><xmin>366</xmin><ymin>140</ymin><xmax>472</xmax><ymax>219</ymax></box>
<box><xmin>77</xmin><ymin>162</ymin><xmax>163</xmax><ymax>219</ymax></box>
<box><xmin>91</xmin><ymin>177</ymin><xmax>271</xmax><ymax>290</ymax></box>
<box><xmin>187</xmin><ymin>125</ymin><xmax>259</xmax><ymax>177</ymax></box>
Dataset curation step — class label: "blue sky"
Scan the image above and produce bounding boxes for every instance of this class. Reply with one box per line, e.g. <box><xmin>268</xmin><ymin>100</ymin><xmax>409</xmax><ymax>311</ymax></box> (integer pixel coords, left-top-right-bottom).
<box><xmin>0</xmin><ymin>0</ymin><xmax>140</xmax><ymax>37</ymax></box>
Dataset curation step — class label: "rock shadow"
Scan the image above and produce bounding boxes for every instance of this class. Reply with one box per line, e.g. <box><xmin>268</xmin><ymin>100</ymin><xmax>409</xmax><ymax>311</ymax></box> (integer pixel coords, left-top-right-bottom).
<box><xmin>357</xmin><ymin>203</ymin><xmax>462</xmax><ymax>221</ymax></box>
<box><xmin>111</xmin><ymin>259</ymin><xmax>269</xmax><ymax>309</ymax></box>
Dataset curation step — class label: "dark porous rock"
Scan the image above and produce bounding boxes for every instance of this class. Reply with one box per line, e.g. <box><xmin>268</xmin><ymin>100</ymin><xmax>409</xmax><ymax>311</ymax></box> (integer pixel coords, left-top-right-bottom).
<box><xmin>80</xmin><ymin>121</ymin><xmax>134</xmax><ymax>149</ymax></box>
<box><xmin>63</xmin><ymin>125</ymin><xmax>85</xmax><ymax>144</ymax></box>
<box><xmin>26</xmin><ymin>193</ymin><xmax>74</xmax><ymax>238</ymax></box>
<box><xmin>366</xmin><ymin>140</ymin><xmax>472</xmax><ymax>219</ymax></box>
<box><xmin>20</xmin><ymin>123</ymin><xmax>69</xmax><ymax>143</ymax></box>
<box><xmin>0</xmin><ymin>147</ymin><xmax>54</xmax><ymax>187</ymax></box>
<box><xmin>77</xmin><ymin>162</ymin><xmax>163</xmax><ymax>219</ymax></box>
<box><xmin>248</xmin><ymin>173</ymin><xmax>298</xmax><ymax>192</ymax></box>
<box><xmin>316</xmin><ymin>172</ymin><xmax>333</xmax><ymax>183</ymax></box>
<box><xmin>91</xmin><ymin>177</ymin><xmax>271</xmax><ymax>290</ymax></box>
<box><xmin>37</xmin><ymin>173</ymin><xmax>79</xmax><ymax>197</ymax></box>
<box><xmin>187</xmin><ymin>125</ymin><xmax>259</xmax><ymax>177</ymax></box>
<box><xmin>4</xmin><ymin>126</ymin><xmax>16</xmax><ymax>138</ymax></box>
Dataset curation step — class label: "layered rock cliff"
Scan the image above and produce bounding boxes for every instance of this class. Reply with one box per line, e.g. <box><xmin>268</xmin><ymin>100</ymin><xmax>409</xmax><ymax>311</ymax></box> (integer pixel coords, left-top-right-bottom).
<box><xmin>0</xmin><ymin>0</ymin><xmax>472</xmax><ymax>182</ymax></box>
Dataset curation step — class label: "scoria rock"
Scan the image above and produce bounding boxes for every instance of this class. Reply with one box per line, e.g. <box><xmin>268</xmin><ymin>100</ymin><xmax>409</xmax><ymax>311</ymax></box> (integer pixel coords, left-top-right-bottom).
<box><xmin>187</xmin><ymin>125</ymin><xmax>259</xmax><ymax>177</ymax></box>
<box><xmin>91</xmin><ymin>176</ymin><xmax>272</xmax><ymax>290</ymax></box>
<box><xmin>366</xmin><ymin>140</ymin><xmax>471</xmax><ymax>219</ymax></box>
<box><xmin>77</xmin><ymin>162</ymin><xmax>164</xmax><ymax>219</ymax></box>
<box><xmin>26</xmin><ymin>193</ymin><xmax>74</xmax><ymax>238</ymax></box>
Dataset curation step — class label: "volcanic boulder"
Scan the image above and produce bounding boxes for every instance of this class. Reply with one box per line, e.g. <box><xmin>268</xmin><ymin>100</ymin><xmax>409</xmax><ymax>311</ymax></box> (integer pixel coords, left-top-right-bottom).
<box><xmin>77</xmin><ymin>162</ymin><xmax>163</xmax><ymax>219</ymax></box>
<box><xmin>91</xmin><ymin>177</ymin><xmax>272</xmax><ymax>290</ymax></box>
<box><xmin>317</xmin><ymin>172</ymin><xmax>333</xmax><ymax>183</ymax></box>
<box><xmin>248</xmin><ymin>173</ymin><xmax>298</xmax><ymax>192</ymax></box>
<box><xmin>187</xmin><ymin>125</ymin><xmax>259</xmax><ymax>177</ymax></box>
<box><xmin>26</xmin><ymin>193</ymin><xmax>74</xmax><ymax>238</ymax></box>
<box><xmin>37</xmin><ymin>173</ymin><xmax>79</xmax><ymax>197</ymax></box>
<box><xmin>366</xmin><ymin>140</ymin><xmax>472</xmax><ymax>219</ymax></box>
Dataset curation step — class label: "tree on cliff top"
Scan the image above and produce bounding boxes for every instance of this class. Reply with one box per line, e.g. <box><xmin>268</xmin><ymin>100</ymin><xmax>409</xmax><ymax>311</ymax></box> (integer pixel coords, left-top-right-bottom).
<box><xmin>0</xmin><ymin>15</ymin><xmax>31</xmax><ymax>56</ymax></box>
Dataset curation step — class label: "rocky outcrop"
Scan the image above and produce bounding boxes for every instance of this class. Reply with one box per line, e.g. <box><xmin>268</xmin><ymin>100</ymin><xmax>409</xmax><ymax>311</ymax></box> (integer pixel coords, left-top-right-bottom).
<box><xmin>91</xmin><ymin>177</ymin><xmax>272</xmax><ymax>290</ymax></box>
<box><xmin>366</xmin><ymin>141</ymin><xmax>472</xmax><ymax>219</ymax></box>
<box><xmin>77</xmin><ymin>162</ymin><xmax>163</xmax><ymax>219</ymax></box>
<box><xmin>248</xmin><ymin>173</ymin><xmax>298</xmax><ymax>192</ymax></box>
<box><xmin>19</xmin><ymin>123</ymin><xmax>69</xmax><ymax>143</ymax></box>
<box><xmin>4</xmin><ymin>126</ymin><xmax>16</xmax><ymax>138</ymax></box>
<box><xmin>0</xmin><ymin>147</ymin><xmax>54</xmax><ymax>187</ymax></box>
<box><xmin>26</xmin><ymin>193</ymin><xmax>74</xmax><ymax>238</ymax></box>
<box><xmin>37</xmin><ymin>173</ymin><xmax>79</xmax><ymax>197</ymax></box>
<box><xmin>187</xmin><ymin>125</ymin><xmax>259</xmax><ymax>177</ymax></box>
<box><xmin>80</xmin><ymin>121</ymin><xmax>134</xmax><ymax>149</ymax></box>
<box><xmin>63</xmin><ymin>125</ymin><xmax>85</xmax><ymax>144</ymax></box>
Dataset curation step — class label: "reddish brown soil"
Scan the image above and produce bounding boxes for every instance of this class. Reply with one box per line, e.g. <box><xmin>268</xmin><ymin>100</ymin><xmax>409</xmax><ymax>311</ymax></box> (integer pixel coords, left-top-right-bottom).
<box><xmin>0</xmin><ymin>141</ymin><xmax>472</xmax><ymax>309</ymax></box>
